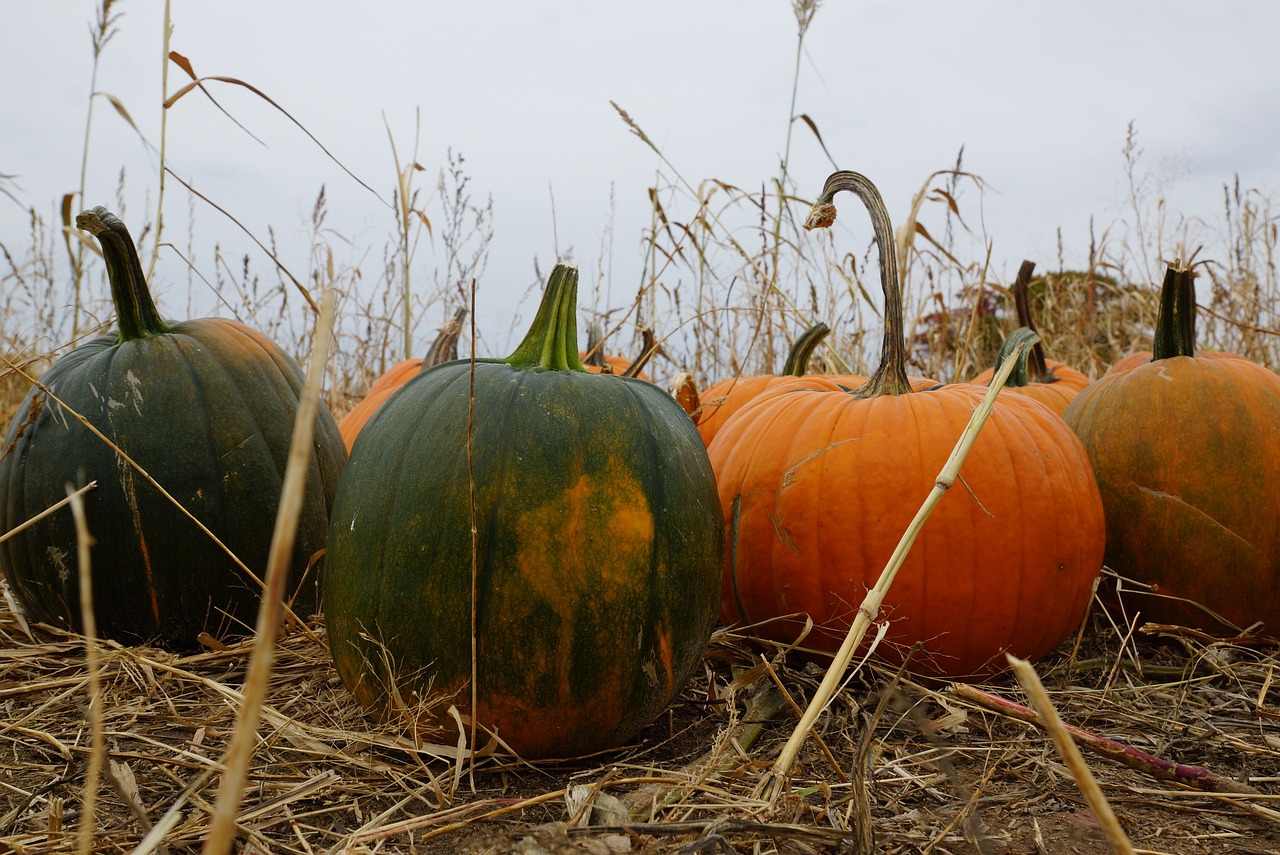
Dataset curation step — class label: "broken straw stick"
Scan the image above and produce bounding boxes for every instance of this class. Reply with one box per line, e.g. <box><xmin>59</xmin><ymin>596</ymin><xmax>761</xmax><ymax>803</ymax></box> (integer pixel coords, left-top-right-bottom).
<box><xmin>1008</xmin><ymin>655</ymin><xmax>1136</xmax><ymax>855</ymax></box>
<box><xmin>951</xmin><ymin>681</ymin><xmax>1259</xmax><ymax>795</ymax></box>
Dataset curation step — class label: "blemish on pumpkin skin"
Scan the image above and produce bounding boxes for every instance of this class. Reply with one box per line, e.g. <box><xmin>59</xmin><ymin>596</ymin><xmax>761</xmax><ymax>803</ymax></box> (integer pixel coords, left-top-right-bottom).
<box><xmin>510</xmin><ymin>473</ymin><xmax>655</xmax><ymax>705</ymax></box>
<box><xmin>117</xmin><ymin>453</ymin><xmax>160</xmax><ymax>625</ymax></box>
<box><xmin>1134</xmin><ymin>483</ymin><xmax>1255</xmax><ymax>549</ymax></box>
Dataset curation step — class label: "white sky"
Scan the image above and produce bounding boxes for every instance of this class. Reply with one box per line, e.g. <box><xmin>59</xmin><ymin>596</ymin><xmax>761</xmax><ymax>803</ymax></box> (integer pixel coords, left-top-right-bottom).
<box><xmin>3</xmin><ymin>1</ymin><xmax>1278</xmax><ymax>357</ymax></box>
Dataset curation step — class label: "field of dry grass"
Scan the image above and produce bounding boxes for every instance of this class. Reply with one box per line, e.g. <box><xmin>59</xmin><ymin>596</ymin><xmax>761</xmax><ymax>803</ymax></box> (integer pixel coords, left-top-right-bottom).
<box><xmin>2</xmin><ymin>2</ymin><xmax>1278</xmax><ymax>853</ymax></box>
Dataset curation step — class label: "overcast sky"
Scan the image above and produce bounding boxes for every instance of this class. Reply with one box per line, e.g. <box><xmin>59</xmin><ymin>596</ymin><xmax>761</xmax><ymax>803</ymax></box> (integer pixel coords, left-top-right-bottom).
<box><xmin>4</xmin><ymin>1</ymin><xmax>1278</xmax><ymax>357</ymax></box>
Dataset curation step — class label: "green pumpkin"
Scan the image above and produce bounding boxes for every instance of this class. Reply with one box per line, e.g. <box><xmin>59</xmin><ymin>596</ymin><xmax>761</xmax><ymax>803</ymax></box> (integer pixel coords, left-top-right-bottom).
<box><xmin>0</xmin><ymin>208</ymin><xmax>347</xmax><ymax>649</ymax></box>
<box><xmin>323</xmin><ymin>262</ymin><xmax>723</xmax><ymax>759</ymax></box>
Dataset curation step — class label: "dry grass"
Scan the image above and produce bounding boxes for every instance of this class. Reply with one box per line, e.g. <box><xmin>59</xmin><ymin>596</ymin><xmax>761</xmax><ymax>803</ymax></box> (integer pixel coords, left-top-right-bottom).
<box><xmin>1</xmin><ymin>580</ymin><xmax>1278</xmax><ymax>854</ymax></box>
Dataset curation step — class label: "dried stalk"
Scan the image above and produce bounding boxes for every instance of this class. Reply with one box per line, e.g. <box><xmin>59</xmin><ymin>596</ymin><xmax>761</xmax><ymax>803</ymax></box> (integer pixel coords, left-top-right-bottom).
<box><xmin>951</xmin><ymin>682</ymin><xmax>1260</xmax><ymax>795</ymax></box>
<box><xmin>1008</xmin><ymin>655</ymin><xmax>1136</xmax><ymax>855</ymax></box>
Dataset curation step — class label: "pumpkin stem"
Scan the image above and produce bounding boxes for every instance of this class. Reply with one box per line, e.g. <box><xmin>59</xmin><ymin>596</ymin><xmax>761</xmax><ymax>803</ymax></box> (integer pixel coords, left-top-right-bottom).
<box><xmin>419</xmin><ymin>308</ymin><xmax>467</xmax><ymax>374</ymax></box>
<box><xmin>781</xmin><ymin>322</ymin><xmax>831</xmax><ymax>375</ymax></box>
<box><xmin>991</xmin><ymin>327</ymin><xmax>1042</xmax><ymax>388</ymax></box>
<box><xmin>76</xmin><ymin>207</ymin><xmax>171</xmax><ymax>343</ymax></box>
<box><xmin>803</xmin><ymin>171</ymin><xmax>912</xmax><ymax>397</ymax></box>
<box><xmin>623</xmin><ymin>327</ymin><xmax>658</xmax><ymax>378</ymax></box>
<box><xmin>582</xmin><ymin>320</ymin><xmax>610</xmax><ymax>370</ymax></box>
<box><xmin>1011</xmin><ymin>260</ymin><xmax>1053</xmax><ymax>382</ymax></box>
<box><xmin>1152</xmin><ymin>261</ymin><xmax>1196</xmax><ymax>360</ymax></box>
<box><xmin>502</xmin><ymin>262</ymin><xmax>587</xmax><ymax>372</ymax></box>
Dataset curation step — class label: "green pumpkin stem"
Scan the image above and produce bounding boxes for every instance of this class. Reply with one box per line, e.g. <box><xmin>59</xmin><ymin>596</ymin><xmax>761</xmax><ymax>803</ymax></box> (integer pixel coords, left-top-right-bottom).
<box><xmin>502</xmin><ymin>262</ymin><xmax>587</xmax><ymax>372</ymax></box>
<box><xmin>1152</xmin><ymin>261</ymin><xmax>1196</xmax><ymax>360</ymax></box>
<box><xmin>781</xmin><ymin>322</ymin><xmax>832</xmax><ymax>375</ymax></box>
<box><xmin>1011</xmin><ymin>259</ymin><xmax>1052</xmax><ymax>381</ymax></box>
<box><xmin>991</xmin><ymin>327</ymin><xmax>1041</xmax><ymax>388</ymax></box>
<box><xmin>803</xmin><ymin>171</ymin><xmax>912</xmax><ymax>397</ymax></box>
<box><xmin>76</xmin><ymin>207</ymin><xmax>171</xmax><ymax>343</ymax></box>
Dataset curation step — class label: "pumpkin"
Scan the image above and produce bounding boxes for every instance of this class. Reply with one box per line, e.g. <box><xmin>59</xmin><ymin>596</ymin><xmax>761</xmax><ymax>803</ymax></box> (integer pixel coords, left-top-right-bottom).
<box><xmin>694</xmin><ymin>322</ymin><xmax>833</xmax><ymax>446</ymax></box>
<box><xmin>970</xmin><ymin>260</ymin><xmax>1090</xmax><ymax>414</ymax></box>
<box><xmin>708</xmin><ymin>172</ymin><xmax>1106</xmax><ymax>679</ymax></box>
<box><xmin>337</xmin><ymin>308</ymin><xmax>466</xmax><ymax>451</ymax></box>
<box><xmin>1106</xmin><ymin>349</ymin><xmax>1243</xmax><ymax>375</ymax></box>
<box><xmin>322</xmin><ymin>262</ymin><xmax>724</xmax><ymax>759</ymax></box>
<box><xmin>668</xmin><ymin>372</ymin><xmax>701</xmax><ymax>416</ymax></box>
<box><xmin>0</xmin><ymin>208</ymin><xmax>347</xmax><ymax>650</ymax></box>
<box><xmin>1063</xmin><ymin>262</ymin><xmax>1280</xmax><ymax>632</ymax></box>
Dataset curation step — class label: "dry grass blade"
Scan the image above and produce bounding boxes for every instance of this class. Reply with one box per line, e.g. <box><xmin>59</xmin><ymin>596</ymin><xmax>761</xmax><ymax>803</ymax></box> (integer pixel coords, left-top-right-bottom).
<box><xmin>203</xmin><ymin>289</ymin><xmax>337</xmax><ymax>855</ymax></box>
<box><xmin>0</xmin><ymin>481</ymin><xmax>97</xmax><ymax>546</ymax></box>
<box><xmin>69</xmin><ymin>485</ymin><xmax>103</xmax><ymax>855</ymax></box>
<box><xmin>1009</xmin><ymin>654</ymin><xmax>1136</xmax><ymax>855</ymax></box>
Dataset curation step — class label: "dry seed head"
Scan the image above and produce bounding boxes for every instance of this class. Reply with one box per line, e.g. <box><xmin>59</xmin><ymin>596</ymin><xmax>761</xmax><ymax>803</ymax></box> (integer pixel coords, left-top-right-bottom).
<box><xmin>804</xmin><ymin>201</ymin><xmax>837</xmax><ymax>231</ymax></box>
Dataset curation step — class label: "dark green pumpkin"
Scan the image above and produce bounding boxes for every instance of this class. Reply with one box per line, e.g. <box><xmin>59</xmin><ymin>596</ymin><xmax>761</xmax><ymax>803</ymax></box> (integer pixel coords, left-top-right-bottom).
<box><xmin>323</xmin><ymin>262</ymin><xmax>723</xmax><ymax>759</ymax></box>
<box><xmin>0</xmin><ymin>208</ymin><xmax>347</xmax><ymax>649</ymax></box>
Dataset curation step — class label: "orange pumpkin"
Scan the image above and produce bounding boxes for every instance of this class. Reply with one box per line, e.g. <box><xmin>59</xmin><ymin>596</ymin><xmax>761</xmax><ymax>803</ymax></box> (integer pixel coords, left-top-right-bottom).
<box><xmin>708</xmin><ymin>171</ymin><xmax>1106</xmax><ymax>679</ymax></box>
<box><xmin>1106</xmin><ymin>349</ymin><xmax>1244</xmax><ymax>375</ymax></box>
<box><xmin>338</xmin><ymin>309</ymin><xmax>465</xmax><ymax>451</ymax></box>
<box><xmin>1064</xmin><ymin>263</ymin><xmax>1280</xmax><ymax>632</ymax></box>
<box><xmin>695</xmin><ymin>323</ymin><xmax>832</xmax><ymax>446</ymax></box>
<box><xmin>970</xmin><ymin>260</ymin><xmax>1089</xmax><ymax>414</ymax></box>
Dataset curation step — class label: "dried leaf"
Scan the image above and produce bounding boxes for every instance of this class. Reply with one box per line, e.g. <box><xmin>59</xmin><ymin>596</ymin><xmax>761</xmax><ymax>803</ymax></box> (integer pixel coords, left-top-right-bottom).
<box><xmin>168</xmin><ymin>50</ymin><xmax>197</xmax><ymax>80</ymax></box>
<box><xmin>792</xmin><ymin>112</ymin><xmax>838</xmax><ymax>169</ymax></box>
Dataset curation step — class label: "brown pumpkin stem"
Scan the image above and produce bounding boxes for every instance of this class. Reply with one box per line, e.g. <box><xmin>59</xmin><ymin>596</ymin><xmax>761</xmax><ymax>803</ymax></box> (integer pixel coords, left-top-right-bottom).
<box><xmin>623</xmin><ymin>327</ymin><xmax>658</xmax><ymax>379</ymax></box>
<box><xmin>1152</xmin><ymin>261</ymin><xmax>1196</xmax><ymax>361</ymax></box>
<box><xmin>419</xmin><ymin>308</ymin><xmax>467</xmax><ymax>373</ymax></box>
<box><xmin>1011</xmin><ymin>260</ymin><xmax>1053</xmax><ymax>382</ymax></box>
<box><xmin>991</xmin><ymin>327</ymin><xmax>1041</xmax><ymax>388</ymax></box>
<box><xmin>804</xmin><ymin>171</ymin><xmax>912</xmax><ymax>397</ymax></box>
<box><xmin>501</xmin><ymin>262</ymin><xmax>587</xmax><ymax>372</ymax></box>
<box><xmin>76</xmin><ymin>207</ymin><xmax>171</xmax><ymax>343</ymax></box>
<box><xmin>781</xmin><ymin>322</ymin><xmax>832</xmax><ymax>375</ymax></box>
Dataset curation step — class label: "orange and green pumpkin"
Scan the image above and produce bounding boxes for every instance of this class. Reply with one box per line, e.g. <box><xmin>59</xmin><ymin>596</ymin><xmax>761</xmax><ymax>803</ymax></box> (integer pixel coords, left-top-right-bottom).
<box><xmin>708</xmin><ymin>172</ymin><xmax>1106</xmax><ymax>679</ymax></box>
<box><xmin>322</xmin><ymin>262</ymin><xmax>723</xmax><ymax>758</ymax></box>
<box><xmin>1063</xmin><ymin>262</ymin><xmax>1280</xmax><ymax>632</ymax></box>
<box><xmin>0</xmin><ymin>208</ymin><xmax>346</xmax><ymax>649</ymax></box>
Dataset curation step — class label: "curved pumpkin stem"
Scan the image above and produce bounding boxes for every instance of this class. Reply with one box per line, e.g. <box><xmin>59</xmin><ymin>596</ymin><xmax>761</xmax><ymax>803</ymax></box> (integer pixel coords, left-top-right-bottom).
<box><xmin>419</xmin><ymin>308</ymin><xmax>467</xmax><ymax>374</ymax></box>
<box><xmin>76</xmin><ymin>207</ymin><xmax>170</xmax><ymax>343</ymax></box>
<box><xmin>502</xmin><ymin>262</ymin><xmax>587</xmax><ymax>372</ymax></box>
<box><xmin>1152</xmin><ymin>261</ymin><xmax>1196</xmax><ymax>361</ymax></box>
<box><xmin>804</xmin><ymin>171</ymin><xmax>912</xmax><ymax>397</ymax></box>
<box><xmin>991</xmin><ymin>327</ymin><xmax>1042</xmax><ymax>388</ymax></box>
<box><xmin>623</xmin><ymin>327</ymin><xmax>658</xmax><ymax>379</ymax></box>
<box><xmin>781</xmin><ymin>322</ymin><xmax>832</xmax><ymax>375</ymax></box>
<box><xmin>1011</xmin><ymin>259</ymin><xmax>1052</xmax><ymax>382</ymax></box>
